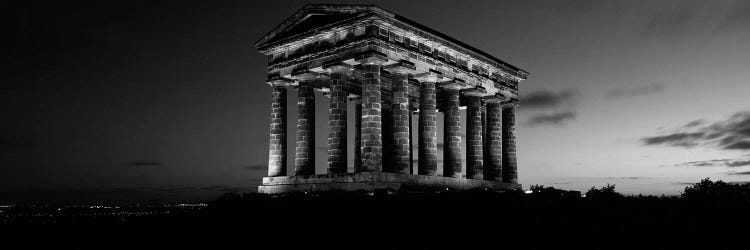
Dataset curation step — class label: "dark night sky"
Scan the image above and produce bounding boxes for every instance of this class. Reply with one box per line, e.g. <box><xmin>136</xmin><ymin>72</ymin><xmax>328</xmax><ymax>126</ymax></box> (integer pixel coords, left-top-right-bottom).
<box><xmin>5</xmin><ymin>0</ymin><xmax>750</xmax><ymax>202</ymax></box>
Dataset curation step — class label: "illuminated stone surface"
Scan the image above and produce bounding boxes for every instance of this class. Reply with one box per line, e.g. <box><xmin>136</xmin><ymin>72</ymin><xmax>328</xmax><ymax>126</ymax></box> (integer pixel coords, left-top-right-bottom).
<box><xmin>465</xmin><ymin>96</ymin><xmax>483</xmax><ymax>180</ymax></box>
<box><xmin>294</xmin><ymin>81</ymin><xmax>315</xmax><ymax>175</ymax></box>
<box><xmin>389</xmin><ymin>73</ymin><xmax>411</xmax><ymax>174</ymax></box>
<box><xmin>484</xmin><ymin>99</ymin><xmax>503</xmax><ymax>181</ymax></box>
<box><xmin>442</xmin><ymin>88</ymin><xmax>461</xmax><ymax>178</ymax></box>
<box><xmin>255</xmin><ymin>4</ymin><xmax>528</xmax><ymax>193</ymax></box>
<box><xmin>418</xmin><ymin>81</ymin><xmax>438</xmax><ymax>176</ymax></box>
<box><xmin>258</xmin><ymin>172</ymin><xmax>521</xmax><ymax>194</ymax></box>
<box><xmin>502</xmin><ymin>104</ymin><xmax>518</xmax><ymax>184</ymax></box>
<box><xmin>327</xmin><ymin>72</ymin><xmax>348</xmax><ymax>173</ymax></box>
<box><xmin>267</xmin><ymin>85</ymin><xmax>287</xmax><ymax>177</ymax></box>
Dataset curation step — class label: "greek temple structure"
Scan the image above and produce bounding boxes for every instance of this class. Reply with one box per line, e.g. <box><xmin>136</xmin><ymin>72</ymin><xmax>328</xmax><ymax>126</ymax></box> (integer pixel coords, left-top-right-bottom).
<box><xmin>255</xmin><ymin>4</ymin><xmax>529</xmax><ymax>194</ymax></box>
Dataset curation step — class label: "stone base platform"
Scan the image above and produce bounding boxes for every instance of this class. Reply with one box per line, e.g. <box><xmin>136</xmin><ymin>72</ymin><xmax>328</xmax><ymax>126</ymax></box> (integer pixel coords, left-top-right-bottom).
<box><xmin>257</xmin><ymin>172</ymin><xmax>521</xmax><ymax>194</ymax></box>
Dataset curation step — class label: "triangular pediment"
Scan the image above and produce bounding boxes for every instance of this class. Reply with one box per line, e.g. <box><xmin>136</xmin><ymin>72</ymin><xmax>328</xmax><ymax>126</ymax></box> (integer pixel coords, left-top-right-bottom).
<box><xmin>255</xmin><ymin>4</ymin><xmax>391</xmax><ymax>50</ymax></box>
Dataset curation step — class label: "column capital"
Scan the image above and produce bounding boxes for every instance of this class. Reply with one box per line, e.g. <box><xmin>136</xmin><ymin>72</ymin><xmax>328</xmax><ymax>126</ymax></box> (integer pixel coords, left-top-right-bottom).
<box><xmin>383</xmin><ymin>60</ymin><xmax>418</xmax><ymax>75</ymax></box>
<box><xmin>462</xmin><ymin>86</ymin><xmax>491</xmax><ymax>97</ymax></box>
<box><xmin>353</xmin><ymin>51</ymin><xmax>390</xmax><ymax>65</ymax></box>
<box><xmin>290</xmin><ymin>68</ymin><xmax>321</xmax><ymax>82</ymax></box>
<box><xmin>413</xmin><ymin>69</ymin><xmax>450</xmax><ymax>83</ymax></box>
<box><xmin>322</xmin><ymin>61</ymin><xmax>354</xmax><ymax>75</ymax></box>
<box><xmin>440</xmin><ymin>79</ymin><xmax>469</xmax><ymax>90</ymax></box>
<box><xmin>501</xmin><ymin>99</ymin><xmax>520</xmax><ymax>107</ymax></box>
<box><xmin>483</xmin><ymin>95</ymin><xmax>508</xmax><ymax>104</ymax></box>
<box><xmin>266</xmin><ymin>75</ymin><xmax>293</xmax><ymax>87</ymax></box>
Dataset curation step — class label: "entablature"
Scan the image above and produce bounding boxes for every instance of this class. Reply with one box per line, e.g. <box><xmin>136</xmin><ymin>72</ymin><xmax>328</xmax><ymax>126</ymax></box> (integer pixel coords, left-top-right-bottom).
<box><xmin>256</xmin><ymin>5</ymin><xmax>528</xmax><ymax>101</ymax></box>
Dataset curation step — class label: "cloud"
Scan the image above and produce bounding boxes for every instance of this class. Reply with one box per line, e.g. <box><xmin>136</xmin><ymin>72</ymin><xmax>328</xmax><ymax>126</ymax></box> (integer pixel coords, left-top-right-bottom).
<box><xmin>641</xmin><ymin>111</ymin><xmax>750</xmax><ymax>151</ymax></box>
<box><xmin>605</xmin><ymin>177</ymin><xmax>647</xmax><ymax>180</ymax></box>
<box><xmin>642</xmin><ymin>1</ymin><xmax>702</xmax><ymax>39</ymax></box>
<box><xmin>123</xmin><ymin>161</ymin><xmax>163</xmax><ymax>167</ymax></box>
<box><xmin>520</xmin><ymin>90</ymin><xmax>577</xmax><ymax>109</ymax></box>
<box><xmin>713</xmin><ymin>1</ymin><xmax>750</xmax><ymax>34</ymax></box>
<box><xmin>675</xmin><ymin>158</ymin><xmax>750</xmax><ymax>168</ymax></box>
<box><xmin>726</xmin><ymin>159</ymin><xmax>750</xmax><ymax>167</ymax></box>
<box><xmin>674</xmin><ymin>182</ymin><xmax>695</xmax><ymax>186</ymax></box>
<box><xmin>684</xmin><ymin>119</ymin><xmax>705</xmax><ymax>128</ymax></box>
<box><xmin>641</xmin><ymin>132</ymin><xmax>705</xmax><ymax>147</ymax></box>
<box><xmin>642</xmin><ymin>1</ymin><xmax>750</xmax><ymax>39</ymax></box>
<box><xmin>527</xmin><ymin>111</ymin><xmax>575</xmax><ymax>126</ymax></box>
<box><xmin>723</xmin><ymin>140</ymin><xmax>750</xmax><ymax>150</ymax></box>
<box><xmin>727</xmin><ymin>171</ymin><xmax>750</xmax><ymax>176</ymax></box>
<box><xmin>606</xmin><ymin>83</ymin><xmax>665</xmax><ymax>98</ymax></box>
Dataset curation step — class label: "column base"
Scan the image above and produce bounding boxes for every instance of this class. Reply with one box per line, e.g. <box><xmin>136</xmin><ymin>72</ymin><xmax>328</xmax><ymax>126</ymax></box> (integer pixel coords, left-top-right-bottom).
<box><xmin>257</xmin><ymin>172</ymin><xmax>521</xmax><ymax>194</ymax></box>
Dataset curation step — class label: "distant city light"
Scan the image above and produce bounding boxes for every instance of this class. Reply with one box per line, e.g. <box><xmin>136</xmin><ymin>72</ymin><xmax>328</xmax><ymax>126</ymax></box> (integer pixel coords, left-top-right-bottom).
<box><xmin>177</xmin><ymin>203</ymin><xmax>208</xmax><ymax>207</ymax></box>
<box><xmin>524</xmin><ymin>190</ymin><xmax>533</xmax><ymax>194</ymax></box>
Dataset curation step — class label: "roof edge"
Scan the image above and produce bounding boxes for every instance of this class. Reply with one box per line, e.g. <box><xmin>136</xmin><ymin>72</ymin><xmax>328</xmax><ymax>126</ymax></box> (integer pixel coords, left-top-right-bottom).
<box><xmin>254</xmin><ymin>4</ymin><xmax>529</xmax><ymax>77</ymax></box>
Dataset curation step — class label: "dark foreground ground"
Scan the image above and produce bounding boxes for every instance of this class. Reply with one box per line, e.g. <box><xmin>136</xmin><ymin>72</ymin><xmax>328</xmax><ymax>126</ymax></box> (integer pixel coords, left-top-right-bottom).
<box><xmin>3</xmin><ymin>188</ymin><xmax>749</xmax><ymax>237</ymax></box>
<box><xmin>2</xmin><ymin>180</ymin><xmax>748</xmax><ymax>241</ymax></box>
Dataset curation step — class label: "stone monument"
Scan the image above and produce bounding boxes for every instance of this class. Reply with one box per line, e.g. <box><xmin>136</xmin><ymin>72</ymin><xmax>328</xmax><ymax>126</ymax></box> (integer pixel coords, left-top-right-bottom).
<box><xmin>255</xmin><ymin>4</ymin><xmax>528</xmax><ymax>194</ymax></box>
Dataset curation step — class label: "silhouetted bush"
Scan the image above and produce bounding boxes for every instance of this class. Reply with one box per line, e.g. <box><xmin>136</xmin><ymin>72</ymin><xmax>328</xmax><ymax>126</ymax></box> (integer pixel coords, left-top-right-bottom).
<box><xmin>585</xmin><ymin>184</ymin><xmax>623</xmax><ymax>200</ymax></box>
<box><xmin>682</xmin><ymin>178</ymin><xmax>750</xmax><ymax>202</ymax></box>
<box><xmin>530</xmin><ymin>184</ymin><xmax>581</xmax><ymax>199</ymax></box>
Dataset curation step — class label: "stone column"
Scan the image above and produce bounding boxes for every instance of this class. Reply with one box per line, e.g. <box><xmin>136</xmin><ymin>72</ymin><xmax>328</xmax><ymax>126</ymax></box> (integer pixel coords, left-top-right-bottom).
<box><xmin>354</xmin><ymin>100</ymin><xmax>362</xmax><ymax>172</ymax></box>
<box><xmin>481</xmin><ymin>103</ymin><xmax>489</xmax><ymax>175</ymax></box>
<box><xmin>390</xmin><ymin>73</ymin><xmax>411</xmax><ymax>174</ymax></box>
<box><xmin>409</xmin><ymin>109</ymin><xmax>414</xmax><ymax>175</ymax></box>
<box><xmin>483</xmin><ymin>98</ymin><xmax>503</xmax><ymax>181</ymax></box>
<box><xmin>294</xmin><ymin>81</ymin><xmax>315</xmax><ymax>175</ymax></box>
<box><xmin>327</xmin><ymin>73</ymin><xmax>348</xmax><ymax>173</ymax></box>
<box><xmin>360</xmin><ymin>64</ymin><xmax>383</xmax><ymax>172</ymax></box>
<box><xmin>502</xmin><ymin>103</ymin><xmax>518</xmax><ymax>184</ymax></box>
<box><xmin>442</xmin><ymin>87</ymin><xmax>462</xmax><ymax>178</ymax></box>
<box><xmin>418</xmin><ymin>81</ymin><xmax>438</xmax><ymax>175</ymax></box>
<box><xmin>465</xmin><ymin>96</ymin><xmax>483</xmax><ymax>179</ymax></box>
<box><xmin>267</xmin><ymin>85</ymin><xmax>287</xmax><ymax>177</ymax></box>
<box><xmin>382</xmin><ymin>86</ymin><xmax>393</xmax><ymax>173</ymax></box>
<box><xmin>384</xmin><ymin>61</ymin><xmax>418</xmax><ymax>175</ymax></box>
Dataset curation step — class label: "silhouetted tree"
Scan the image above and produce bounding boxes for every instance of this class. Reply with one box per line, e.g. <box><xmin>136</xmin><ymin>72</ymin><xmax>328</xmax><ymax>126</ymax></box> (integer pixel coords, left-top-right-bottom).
<box><xmin>585</xmin><ymin>184</ymin><xmax>622</xmax><ymax>200</ymax></box>
<box><xmin>529</xmin><ymin>185</ymin><xmax>581</xmax><ymax>200</ymax></box>
<box><xmin>682</xmin><ymin>178</ymin><xmax>750</xmax><ymax>202</ymax></box>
